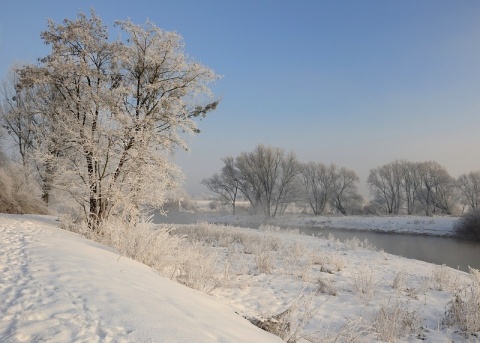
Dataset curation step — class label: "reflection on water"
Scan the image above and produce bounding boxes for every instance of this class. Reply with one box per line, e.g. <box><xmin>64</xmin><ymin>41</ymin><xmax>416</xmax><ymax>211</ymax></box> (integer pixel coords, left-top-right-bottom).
<box><xmin>153</xmin><ymin>211</ymin><xmax>480</xmax><ymax>272</ymax></box>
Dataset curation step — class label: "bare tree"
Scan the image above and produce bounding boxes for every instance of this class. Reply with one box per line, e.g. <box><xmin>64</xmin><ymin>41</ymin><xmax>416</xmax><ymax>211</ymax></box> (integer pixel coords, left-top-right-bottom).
<box><xmin>16</xmin><ymin>10</ymin><xmax>219</xmax><ymax>229</ymax></box>
<box><xmin>202</xmin><ymin>157</ymin><xmax>239</xmax><ymax>214</ymax></box>
<box><xmin>300</xmin><ymin>162</ymin><xmax>336</xmax><ymax>215</ymax></box>
<box><xmin>417</xmin><ymin>161</ymin><xmax>454</xmax><ymax>215</ymax></box>
<box><xmin>330</xmin><ymin>167</ymin><xmax>362</xmax><ymax>215</ymax></box>
<box><xmin>457</xmin><ymin>171</ymin><xmax>480</xmax><ymax>211</ymax></box>
<box><xmin>0</xmin><ymin>67</ymin><xmax>36</xmax><ymax>168</ymax></box>
<box><xmin>367</xmin><ymin>161</ymin><xmax>402</xmax><ymax>214</ymax></box>
<box><xmin>234</xmin><ymin>145</ymin><xmax>300</xmax><ymax>217</ymax></box>
<box><xmin>399</xmin><ymin>161</ymin><xmax>422</xmax><ymax>215</ymax></box>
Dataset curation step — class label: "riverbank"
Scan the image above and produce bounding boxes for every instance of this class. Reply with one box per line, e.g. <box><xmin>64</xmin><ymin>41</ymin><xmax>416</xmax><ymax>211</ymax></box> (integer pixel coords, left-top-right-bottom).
<box><xmin>157</xmin><ymin>210</ymin><xmax>459</xmax><ymax>236</ymax></box>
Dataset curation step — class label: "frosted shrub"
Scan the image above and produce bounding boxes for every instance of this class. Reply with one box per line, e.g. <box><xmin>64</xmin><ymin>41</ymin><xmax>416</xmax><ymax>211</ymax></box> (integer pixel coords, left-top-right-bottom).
<box><xmin>429</xmin><ymin>264</ymin><xmax>458</xmax><ymax>291</ymax></box>
<box><xmin>392</xmin><ymin>270</ymin><xmax>407</xmax><ymax>291</ymax></box>
<box><xmin>281</xmin><ymin>241</ymin><xmax>307</xmax><ymax>275</ymax></box>
<box><xmin>308</xmin><ymin>250</ymin><xmax>331</xmax><ymax>267</ymax></box>
<box><xmin>352</xmin><ymin>266</ymin><xmax>376</xmax><ymax>300</ymax></box>
<box><xmin>316</xmin><ymin>276</ymin><xmax>337</xmax><ymax>296</ymax></box>
<box><xmin>254</xmin><ymin>247</ymin><xmax>274</xmax><ymax>274</ymax></box>
<box><xmin>330</xmin><ymin>251</ymin><xmax>345</xmax><ymax>272</ymax></box>
<box><xmin>444</xmin><ymin>268</ymin><xmax>480</xmax><ymax>335</ymax></box>
<box><xmin>372</xmin><ymin>298</ymin><xmax>420</xmax><ymax>341</ymax></box>
<box><xmin>175</xmin><ymin>242</ymin><xmax>222</xmax><ymax>293</ymax></box>
<box><xmin>97</xmin><ymin>218</ymin><xmax>182</xmax><ymax>271</ymax></box>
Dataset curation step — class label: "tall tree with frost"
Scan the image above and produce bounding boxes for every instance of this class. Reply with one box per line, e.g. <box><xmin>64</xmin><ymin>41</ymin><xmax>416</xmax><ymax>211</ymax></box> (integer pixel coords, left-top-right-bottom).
<box><xmin>17</xmin><ymin>10</ymin><xmax>219</xmax><ymax>229</ymax></box>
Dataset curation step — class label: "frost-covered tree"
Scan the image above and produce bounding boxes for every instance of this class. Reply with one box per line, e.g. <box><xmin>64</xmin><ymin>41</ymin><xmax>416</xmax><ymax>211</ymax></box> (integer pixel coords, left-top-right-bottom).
<box><xmin>300</xmin><ymin>162</ymin><xmax>337</xmax><ymax>215</ymax></box>
<box><xmin>457</xmin><ymin>171</ymin><xmax>480</xmax><ymax>211</ymax></box>
<box><xmin>399</xmin><ymin>161</ymin><xmax>422</xmax><ymax>215</ymax></box>
<box><xmin>16</xmin><ymin>10</ymin><xmax>219</xmax><ymax>229</ymax></box>
<box><xmin>367</xmin><ymin>161</ymin><xmax>403</xmax><ymax>214</ymax></box>
<box><xmin>202</xmin><ymin>157</ymin><xmax>240</xmax><ymax>214</ymax></box>
<box><xmin>235</xmin><ymin>145</ymin><xmax>300</xmax><ymax>217</ymax></box>
<box><xmin>330</xmin><ymin>167</ymin><xmax>362</xmax><ymax>215</ymax></box>
<box><xmin>417</xmin><ymin>161</ymin><xmax>454</xmax><ymax>215</ymax></box>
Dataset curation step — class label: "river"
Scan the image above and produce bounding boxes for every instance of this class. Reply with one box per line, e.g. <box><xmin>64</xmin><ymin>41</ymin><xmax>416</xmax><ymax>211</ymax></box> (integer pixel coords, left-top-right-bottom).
<box><xmin>153</xmin><ymin>212</ymin><xmax>480</xmax><ymax>272</ymax></box>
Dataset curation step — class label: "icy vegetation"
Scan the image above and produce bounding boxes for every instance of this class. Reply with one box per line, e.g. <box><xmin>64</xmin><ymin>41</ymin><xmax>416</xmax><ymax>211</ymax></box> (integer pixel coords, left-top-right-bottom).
<box><xmin>2</xmin><ymin>214</ymin><xmax>479</xmax><ymax>342</ymax></box>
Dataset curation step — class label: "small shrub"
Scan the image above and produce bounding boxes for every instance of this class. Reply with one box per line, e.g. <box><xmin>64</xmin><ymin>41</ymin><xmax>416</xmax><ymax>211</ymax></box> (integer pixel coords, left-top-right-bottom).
<box><xmin>443</xmin><ymin>268</ymin><xmax>480</xmax><ymax>335</ymax></box>
<box><xmin>330</xmin><ymin>251</ymin><xmax>345</xmax><ymax>272</ymax></box>
<box><xmin>254</xmin><ymin>247</ymin><xmax>274</xmax><ymax>273</ymax></box>
<box><xmin>392</xmin><ymin>270</ymin><xmax>407</xmax><ymax>291</ymax></box>
<box><xmin>316</xmin><ymin>276</ymin><xmax>337</xmax><ymax>296</ymax></box>
<box><xmin>454</xmin><ymin>209</ymin><xmax>480</xmax><ymax>241</ymax></box>
<box><xmin>352</xmin><ymin>266</ymin><xmax>376</xmax><ymax>300</ymax></box>
<box><xmin>429</xmin><ymin>264</ymin><xmax>458</xmax><ymax>292</ymax></box>
<box><xmin>372</xmin><ymin>298</ymin><xmax>421</xmax><ymax>341</ymax></box>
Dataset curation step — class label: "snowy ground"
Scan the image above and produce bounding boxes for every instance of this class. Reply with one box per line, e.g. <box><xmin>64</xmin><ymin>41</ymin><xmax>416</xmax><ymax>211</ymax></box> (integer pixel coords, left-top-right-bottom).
<box><xmin>1</xmin><ymin>213</ymin><xmax>478</xmax><ymax>342</ymax></box>
<box><xmin>0</xmin><ymin>214</ymin><xmax>282</xmax><ymax>343</ymax></box>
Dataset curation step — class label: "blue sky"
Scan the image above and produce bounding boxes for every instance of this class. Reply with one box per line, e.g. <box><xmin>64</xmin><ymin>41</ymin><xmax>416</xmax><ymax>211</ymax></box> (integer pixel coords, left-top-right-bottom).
<box><xmin>1</xmin><ymin>1</ymin><xmax>480</xmax><ymax>196</ymax></box>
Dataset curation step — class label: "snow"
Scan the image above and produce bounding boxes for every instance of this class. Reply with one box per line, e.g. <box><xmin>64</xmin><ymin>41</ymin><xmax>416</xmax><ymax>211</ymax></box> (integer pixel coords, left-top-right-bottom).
<box><xmin>0</xmin><ymin>214</ymin><xmax>282</xmax><ymax>343</ymax></box>
<box><xmin>1</xmin><ymin>213</ymin><xmax>478</xmax><ymax>342</ymax></box>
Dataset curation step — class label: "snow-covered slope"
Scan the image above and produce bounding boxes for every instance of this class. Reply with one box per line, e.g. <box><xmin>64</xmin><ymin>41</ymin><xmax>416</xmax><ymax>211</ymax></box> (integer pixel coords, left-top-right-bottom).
<box><xmin>0</xmin><ymin>214</ymin><xmax>282</xmax><ymax>343</ymax></box>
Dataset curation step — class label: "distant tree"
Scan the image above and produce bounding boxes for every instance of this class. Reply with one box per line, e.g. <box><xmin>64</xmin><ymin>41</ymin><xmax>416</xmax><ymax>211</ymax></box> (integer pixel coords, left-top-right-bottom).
<box><xmin>235</xmin><ymin>145</ymin><xmax>301</xmax><ymax>217</ymax></box>
<box><xmin>0</xmin><ymin>68</ymin><xmax>59</xmax><ymax>204</ymax></box>
<box><xmin>202</xmin><ymin>157</ymin><xmax>240</xmax><ymax>214</ymax></box>
<box><xmin>399</xmin><ymin>161</ymin><xmax>422</xmax><ymax>215</ymax></box>
<box><xmin>1</xmin><ymin>68</ymin><xmax>30</xmax><ymax>167</ymax></box>
<box><xmin>299</xmin><ymin>162</ymin><xmax>336</xmax><ymax>215</ymax></box>
<box><xmin>330</xmin><ymin>167</ymin><xmax>362</xmax><ymax>215</ymax></box>
<box><xmin>16</xmin><ymin>10</ymin><xmax>219</xmax><ymax>229</ymax></box>
<box><xmin>367</xmin><ymin>161</ymin><xmax>403</xmax><ymax>214</ymax></box>
<box><xmin>417</xmin><ymin>161</ymin><xmax>454</xmax><ymax>215</ymax></box>
<box><xmin>457</xmin><ymin>171</ymin><xmax>480</xmax><ymax>211</ymax></box>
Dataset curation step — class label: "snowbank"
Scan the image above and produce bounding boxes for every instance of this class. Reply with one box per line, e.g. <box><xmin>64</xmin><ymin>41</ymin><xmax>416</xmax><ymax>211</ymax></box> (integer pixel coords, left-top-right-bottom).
<box><xmin>0</xmin><ymin>214</ymin><xmax>282</xmax><ymax>342</ymax></box>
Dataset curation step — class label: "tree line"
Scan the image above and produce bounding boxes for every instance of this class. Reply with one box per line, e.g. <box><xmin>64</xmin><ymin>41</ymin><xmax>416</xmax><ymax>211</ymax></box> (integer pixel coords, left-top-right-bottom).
<box><xmin>203</xmin><ymin>145</ymin><xmax>480</xmax><ymax>217</ymax></box>
<box><xmin>202</xmin><ymin>144</ymin><xmax>362</xmax><ymax>217</ymax></box>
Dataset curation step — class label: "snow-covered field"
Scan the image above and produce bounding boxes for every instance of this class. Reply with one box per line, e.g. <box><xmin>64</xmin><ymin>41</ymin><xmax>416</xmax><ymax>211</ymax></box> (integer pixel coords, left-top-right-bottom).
<box><xmin>1</xmin><ymin>213</ymin><xmax>479</xmax><ymax>342</ymax></box>
<box><xmin>0</xmin><ymin>214</ymin><xmax>282</xmax><ymax>342</ymax></box>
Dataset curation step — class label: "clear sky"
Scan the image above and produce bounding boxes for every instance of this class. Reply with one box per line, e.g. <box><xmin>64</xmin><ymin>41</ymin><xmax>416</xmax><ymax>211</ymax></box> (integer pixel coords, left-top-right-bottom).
<box><xmin>1</xmin><ymin>1</ymin><xmax>480</xmax><ymax>196</ymax></box>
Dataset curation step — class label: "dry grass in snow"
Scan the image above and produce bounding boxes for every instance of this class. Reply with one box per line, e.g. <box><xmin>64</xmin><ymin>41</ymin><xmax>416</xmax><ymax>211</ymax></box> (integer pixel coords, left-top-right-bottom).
<box><xmin>65</xmin><ymin>218</ymin><xmax>480</xmax><ymax>342</ymax></box>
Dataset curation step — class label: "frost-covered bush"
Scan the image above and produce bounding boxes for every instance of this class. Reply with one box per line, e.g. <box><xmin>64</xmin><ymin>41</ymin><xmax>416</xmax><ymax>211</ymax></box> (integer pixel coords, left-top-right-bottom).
<box><xmin>372</xmin><ymin>298</ymin><xmax>420</xmax><ymax>341</ymax></box>
<box><xmin>351</xmin><ymin>266</ymin><xmax>376</xmax><ymax>300</ymax></box>
<box><xmin>429</xmin><ymin>264</ymin><xmax>459</xmax><ymax>292</ymax></box>
<box><xmin>316</xmin><ymin>276</ymin><xmax>337</xmax><ymax>296</ymax></box>
<box><xmin>454</xmin><ymin>209</ymin><xmax>480</xmax><ymax>241</ymax></box>
<box><xmin>443</xmin><ymin>267</ymin><xmax>480</xmax><ymax>335</ymax></box>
